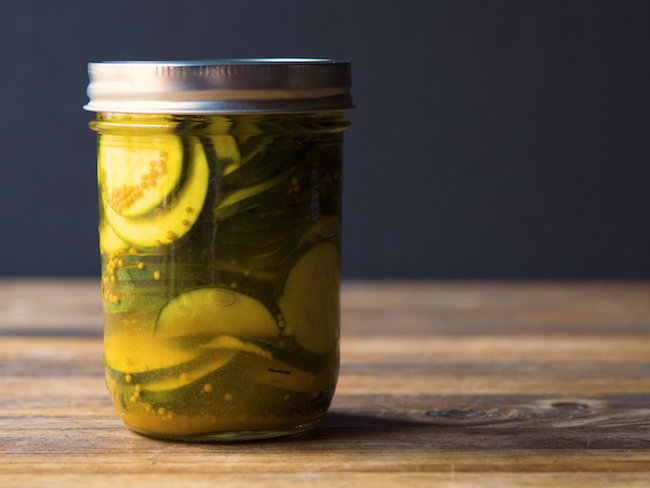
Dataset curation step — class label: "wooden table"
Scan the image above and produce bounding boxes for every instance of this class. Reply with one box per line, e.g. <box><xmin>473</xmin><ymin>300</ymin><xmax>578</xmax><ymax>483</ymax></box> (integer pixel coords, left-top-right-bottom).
<box><xmin>1</xmin><ymin>279</ymin><xmax>649</xmax><ymax>487</ymax></box>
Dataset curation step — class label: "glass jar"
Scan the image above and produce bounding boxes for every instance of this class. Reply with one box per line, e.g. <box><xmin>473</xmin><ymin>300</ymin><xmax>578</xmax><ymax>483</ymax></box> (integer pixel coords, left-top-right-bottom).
<box><xmin>84</xmin><ymin>60</ymin><xmax>353</xmax><ymax>441</ymax></box>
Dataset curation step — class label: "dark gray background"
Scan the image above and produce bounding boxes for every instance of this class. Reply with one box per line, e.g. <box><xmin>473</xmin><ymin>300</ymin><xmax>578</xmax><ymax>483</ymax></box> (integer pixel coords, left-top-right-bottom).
<box><xmin>1</xmin><ymin>1</ymin><xmax>649</xmax><ymax>278</ymax></box>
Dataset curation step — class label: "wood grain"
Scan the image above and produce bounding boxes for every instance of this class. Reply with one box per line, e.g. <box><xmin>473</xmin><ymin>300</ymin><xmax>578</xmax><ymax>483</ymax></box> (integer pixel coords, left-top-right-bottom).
<box><xmin>1</xmin><ymin>279</ymin><xmax>650</xmax><ymax>487</ymax></box>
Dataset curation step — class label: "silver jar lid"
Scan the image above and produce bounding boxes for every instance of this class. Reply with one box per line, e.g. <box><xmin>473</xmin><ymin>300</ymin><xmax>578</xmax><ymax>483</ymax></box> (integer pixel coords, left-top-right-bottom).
<box><xmin>84</xmin><ymin>59</ymin><xmax>353</xmax><ymax>114</ymax></box>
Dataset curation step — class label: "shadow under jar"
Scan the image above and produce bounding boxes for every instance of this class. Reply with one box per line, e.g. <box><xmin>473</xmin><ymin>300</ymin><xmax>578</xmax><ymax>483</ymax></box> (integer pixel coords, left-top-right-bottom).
<box><xmin>84</xmin><ymin>59</ymin><xmax>353</xmax><ymax>441</ymax></box>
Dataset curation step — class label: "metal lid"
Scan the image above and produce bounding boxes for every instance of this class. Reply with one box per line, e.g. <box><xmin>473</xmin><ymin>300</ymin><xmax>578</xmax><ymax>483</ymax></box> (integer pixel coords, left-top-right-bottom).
<box><xmin>84</xmin><ymin>59</ymin><xmax>353</xmax><ymax>114</ymax></box>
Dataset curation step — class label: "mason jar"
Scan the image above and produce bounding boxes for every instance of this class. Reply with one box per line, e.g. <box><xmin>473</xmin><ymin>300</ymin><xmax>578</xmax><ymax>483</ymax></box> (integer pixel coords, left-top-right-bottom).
<box><xmin>84</xmin><ymin>59</ymin><xmax>353</xmax><ymax>441</ymax></box>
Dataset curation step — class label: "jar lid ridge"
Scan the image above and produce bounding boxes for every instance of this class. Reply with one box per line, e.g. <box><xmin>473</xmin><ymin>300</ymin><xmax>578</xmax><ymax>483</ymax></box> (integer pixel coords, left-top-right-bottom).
<box><xmin>84</xmin><ymin>59</ymin><xmax>354</xmax><ymax>114</ymax></box>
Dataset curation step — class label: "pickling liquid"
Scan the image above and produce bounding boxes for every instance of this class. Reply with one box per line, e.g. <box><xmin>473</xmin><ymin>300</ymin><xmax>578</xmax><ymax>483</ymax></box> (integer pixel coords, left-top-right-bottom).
<box><xmin>94</xmin><ymin>113</ymin><xmax>348</xmax><ymax>440</ymax></box>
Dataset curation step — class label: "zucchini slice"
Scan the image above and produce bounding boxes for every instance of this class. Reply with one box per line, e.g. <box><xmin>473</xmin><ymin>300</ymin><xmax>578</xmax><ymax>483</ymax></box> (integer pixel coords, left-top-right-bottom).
<box><xmin>245</xmin><ymin>215</ymin><xmax>341</xmax><ymax>270</ymax></box>
<box><xmin>99</xmin><ymin>219</ymin><xmax>128</xmax><ymax>255</ymax></box>
<box><xmin>220</xmin><ymin>141</ymin><xmax>297</xmax><ymax>188</ymax></box>
<box><xmin>104</xmin><ymin>330</ymin><xmax>206</xmax><ymax>381</ymax></box>
<box><xmin>114</xmin><ymin>262</ymin><xmax>209</xmax><ymax>284</ymax></box>
<box><xmin>202</xmin><ymin>135</ymin><xmax>242</xmax><ymax>176</ymax></box>
<box><xmin>136</xmin><ymin>352</ymin><xmax>243</xmax><ymax>408</ymax></box>
<box><xmin>248</xmin><ymin>356</ymin><xmax>321</xmax><ymax>392</ymax></box>
<box><xmin>154</xmin><ymin>287</ymin><xmax>281</xmax><ymax>339</ymax></box>
<box><xmin>277</xmin><ymin>242</ymin><xmax>341</xmax><ymax>355</ymax></box>
<box><xmin>213</xmin><ymin>164</ymin><xmax>306</xmax><ymax>221</ymax></box>
<box><xmin>100</xmin><ymin>134</ymin><xmax>185</xmax><ymax>218</ymax></box>
<box><xmin>104</xmin><ymin>138</ymin><xmax>209</xmax><ymax>250</ymax></box>
<box><xmin>191</xmin><ymin>335</ymin><xmax>273</xmax><ymax>358</ymax></box>
<box><xmin>102</xmin><ymin>292</ymin><xmax>169</xmax><ymax>315</ymax></box>
<box><xmin>141</xmin><ymin>349</ymin><xmax>238</xmax><ymax>393</ymax></box>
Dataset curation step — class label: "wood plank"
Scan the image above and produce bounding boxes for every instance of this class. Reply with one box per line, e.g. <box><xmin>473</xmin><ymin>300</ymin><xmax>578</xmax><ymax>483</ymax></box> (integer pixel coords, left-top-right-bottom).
<box><xmin>2</xmin><ymin>450</ymin><xmax>650</xmax><ymax>474</ymax></box>
<box><xmin>0</xmin><ymin>278</ymin><xmax>102</xmax><ymax>333</ymax></box>
<box><xmin>340</xmin><ymin>335</ymin><xmax>650</xmax><ymax>362</ymax></box>
<box><xmin>4</xmin><ymin>472</ymin><xmax>650</xmax><ymax>488</ymax></box>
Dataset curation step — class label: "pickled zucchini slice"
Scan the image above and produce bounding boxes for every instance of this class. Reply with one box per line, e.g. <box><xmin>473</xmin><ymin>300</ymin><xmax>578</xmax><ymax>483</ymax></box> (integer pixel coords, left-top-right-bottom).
<box><xmin>99</xmin><ymin>218</ymin><xmax>128</xmax><ymax>255</ymax></box>
<box><xmin>141</xmin><ymin>349</ymin><xmax>238</xmax><ymax>393</ymax></box>
<box><xmin>104</xmin><ymin>329</ymin><xmax>206</xmax><ymax>382</ymax></box>
<box><xmin>214</xmin><ymin>135</ymin><xmax>241</xmax><ymax>175</ymax></box>
<box><xmin>192</xmin><ymin>335</ymin><xmax>273</xmax><ymax>358</ymax></box>
<box><xmin>114</xmin><ymin>262</ymin><xmax>210</xmax><ymax>284</ymax></box>
<box><xmin>202</xmin><ymin>135</ymin><xmax>241</xmax><ymax>176</ymax></box>
<box><xmin>154</xmin><ymin>287</ymin><xmax>281</xmax><ymax>339</ymax></box>
<box><xmin>220</xmin><ymin>141</ymin><xmax>296</xmax><ymax>188</ymax></box>
<box><xmin>246</xmin><ymin>215</ymin><xmax>341</xmax><ymax>270</ymax></box>
<box><xmin>277</xmin><ymin>242</ymin><xmax>340</xmax><ymax>355</ymax></box>
<box><xmin>100</xmin><ymin>134</ymin><xmax>185</xmax><ymax>218</ymax></box>
<box><xmin>213</xmin><ymin>165</ymin><xmax>306</xmax><ymax>221</ymax></box>
<box><xmin>102</xmin><ymin>292</ymin><xmax>169</xmax><ymax>315</ymax></box>
<box><xmin>249</xmin><ymin>357</ymin><xmax>321</xmax><ymax>392</ymax></box>
<box><xmin>104</xmin><ymin>138</ymin><xmax>209</xmax><ymax>250</ymax></box>
<box><xmin>137</xmin><ymin>352</ymin><xmax>242</xmax><ymax>408</ymax></box>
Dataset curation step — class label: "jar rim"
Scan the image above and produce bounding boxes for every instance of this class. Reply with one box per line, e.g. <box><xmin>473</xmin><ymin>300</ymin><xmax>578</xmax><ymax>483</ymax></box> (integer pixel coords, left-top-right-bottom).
<box><xmin>84</xmin><ymin>59</ymin><xmax>354</xmax><ymax>114</ymax></box>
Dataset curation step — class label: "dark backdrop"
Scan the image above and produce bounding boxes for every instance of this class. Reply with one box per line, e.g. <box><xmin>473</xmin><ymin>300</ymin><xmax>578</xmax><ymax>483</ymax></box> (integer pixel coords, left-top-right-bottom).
<box><xmin>1</xmin><ymin>1</ymin><xmax>649</xmax><ymax>278</ymax></box>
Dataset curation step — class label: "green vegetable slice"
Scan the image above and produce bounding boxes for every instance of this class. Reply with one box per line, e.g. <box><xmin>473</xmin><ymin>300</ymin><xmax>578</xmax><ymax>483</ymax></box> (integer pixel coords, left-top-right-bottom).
<box><xmin>245</xmin><ymin>215</ymin><xmax>341</xmax><ymax>270</ymax></box>
<box><xmin>104</xmin><ymin>138</ymin><xmax>209</xmax><ymax>250</ymax></box>
<box><xmin>102</xmin><ymin>292</ymin><xmax>169</xmax><ymax>315</ymax></box>
<box><xmin>99</xmin><ymin>219</ymin><xmax>128</xmax><ymax>255</ymax></box>
<box><xmin>248</xmin><ymin>357</ymin><xmax>321</xmax><ymax>392</ymax></box>
<box><xmin>104</xmin><ymin>330</ymin><xmax>206</xmax><ymax>381</ymax></box>
<box><xmin>142</xmin><ymin>350</ymin><xmax>238</xmax><ymax>392</ymax></box>
<box><xmin>114</xmin><ymin>262</ymin><xmax>210</xmax><ymax>283</ymax></box>
<box><xmin>154</xmin><ymin>287</ymin><xmax>281</xmax><ymax>339</ymax></box>
<box><xmin>202</xmin><ymin>135</ymin><xmax>241</xmax><ymax>176</ymax></box>
<box><xmin>191</xmin><ymin>335</ymin><xmax>274</xmax><ymax>358</ymax></box>
<box><xmin>136</xmin><ymin>353</ymin><xmax>243</xmax><ymax>409</ymax></box>
<box><xmin>213</xmin><ymin>165</ymin><xmax>306</xmax><ymax>221</ymax></box>
<box><xmin>277</xmin><ymin>242</ymin><xmax>341</xmax><ymax>355</ymax></box>
<box><xmin>99</xmin><ymin>133</ymin><xmax>185</xmax><ymax>218</ymax></box>
<box><xmin>220</xmin><ymin>141</ymin><xmax>297</xmax><ymax>188</ymax></box>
